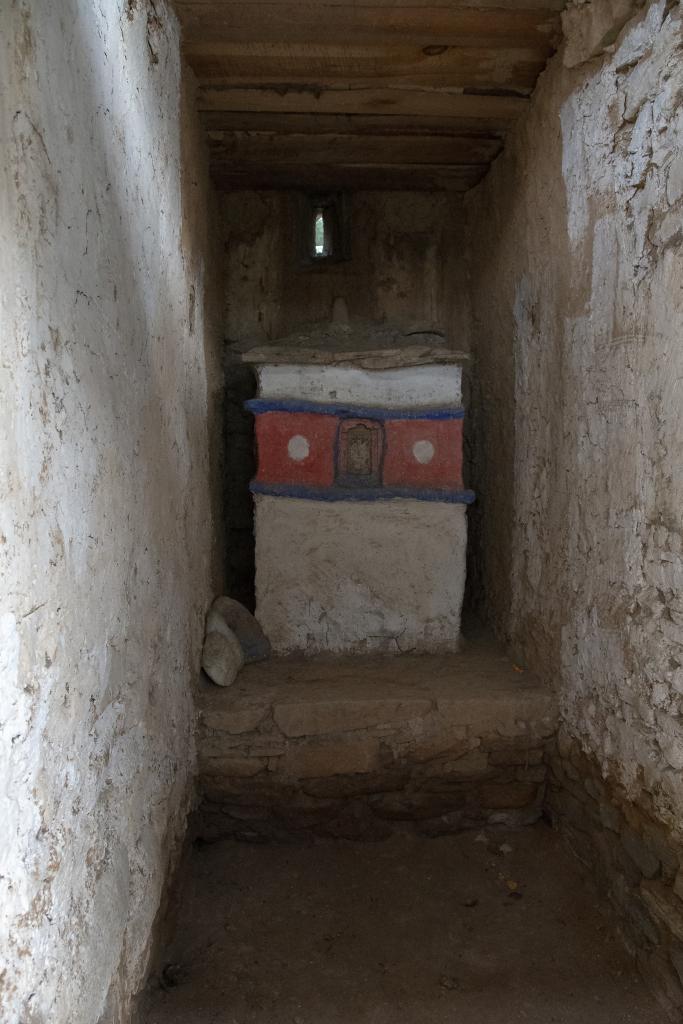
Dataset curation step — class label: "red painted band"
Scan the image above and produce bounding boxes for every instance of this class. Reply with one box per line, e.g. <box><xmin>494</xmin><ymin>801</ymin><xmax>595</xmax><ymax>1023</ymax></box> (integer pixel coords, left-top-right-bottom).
<box><xmin>255</xmin><ymin>411</ymin><xmax>336</xmax><ymax>487</ymax></box>
<box><xmin>254</xmin><ymin>411</ymin><xmax>464</xmax><ymax>490</ymax></box>
<box><xmin>383</xmin><ymin>418</ymin><xmax>463</xmax><ymax>489</ymax></box>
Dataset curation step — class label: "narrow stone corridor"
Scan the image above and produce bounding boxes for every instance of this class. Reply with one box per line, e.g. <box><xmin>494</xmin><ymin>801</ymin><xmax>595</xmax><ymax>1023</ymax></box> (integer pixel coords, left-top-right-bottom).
<box><xmin>3</xmin><ymin>2</ymin><xmax>682</xmax><ymax>1022</ymax></box>
<box><xmin>141</xmin><ymin>827</ymin><xmax>660</xmax><ymax>1024</ymax></box>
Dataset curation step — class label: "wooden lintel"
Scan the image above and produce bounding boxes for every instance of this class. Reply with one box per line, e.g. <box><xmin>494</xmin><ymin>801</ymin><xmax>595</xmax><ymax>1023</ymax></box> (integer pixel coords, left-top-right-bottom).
<box><xmin>206</xmin><ymin>130</ymin><xmax>503</xmax><ymax>165</ymax></box>
<box><xmin>209</xmin><ymin>161</ymin><xmax>489</xmax><ymax>192</ymax></box>
<box><xmin>177</xmin><ymin>0</ymin><xmax>566</xmax><ymax>10</ymax></box>
<box><xmin>199</xmin><ymin>111</ymin><xmax>508</xmax><ymax>137</ymax></box>
<box><xmin>185</xmin><ymin>45</ymin><xmax>547</xmax><ymax>92</ymax></box>
<box><xmin>195</xmin><ymin>86</ymin><xmax>530</xmax><ymax>121</ymax></box>
<box><xmin>177</xmin><ymin>4</ymin><xmax>560</xmax><ymax>52</ymax></box>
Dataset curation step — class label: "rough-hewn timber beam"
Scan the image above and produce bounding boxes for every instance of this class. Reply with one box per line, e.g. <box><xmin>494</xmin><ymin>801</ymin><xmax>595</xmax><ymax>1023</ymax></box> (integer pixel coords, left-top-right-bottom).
<box><xmin>206</xmin><ymin>130</ymin><xmax>503</xmax><ymax>164</ymax></box>
<box><xmin>210</xmin><ymin>161</ymin><xmax>489</xmax><ymax>191</ymax></box>
<box><xmin>177</xmin><ymin>1</ymin><xmax>565</xmax><ymax>10</ymax></box>
<box><xmin>185</xmin><ymin>45</ymin><xmax>547</xmax><ymax>92</ymax></box>
<box><xmin>176</xmin><ymin>4</ymin><xmax>560</xmax><ymax>51</ymax></box>
<box><xmin>199</xmin><ymin>111</ymin><xmax>508</xmax><ymax>136</ymax></box>
<box><xmin>195</xmin><ymin>87</ymin><xmax>529</xmax><ymax>122</ymax></box>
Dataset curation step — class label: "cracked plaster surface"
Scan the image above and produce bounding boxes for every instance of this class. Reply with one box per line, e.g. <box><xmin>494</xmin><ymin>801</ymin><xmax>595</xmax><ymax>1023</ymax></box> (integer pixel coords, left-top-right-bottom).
<box><xmin>466</xmin><ymin>0</ymin><xmax>683</xmax><ymax>833</ymax></box>
<box><xmin>0</xmin><ymin>2</ymin><xmax>219</xmax><ymax>1021</ymax></box>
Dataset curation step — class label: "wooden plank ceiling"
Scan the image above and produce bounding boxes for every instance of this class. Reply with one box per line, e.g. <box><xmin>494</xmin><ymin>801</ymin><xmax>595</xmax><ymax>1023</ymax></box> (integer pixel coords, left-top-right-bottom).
<box><xmin>175</xmin><ymin>1</ymin><xmax>565</xmax><ymax>191</ymax></box>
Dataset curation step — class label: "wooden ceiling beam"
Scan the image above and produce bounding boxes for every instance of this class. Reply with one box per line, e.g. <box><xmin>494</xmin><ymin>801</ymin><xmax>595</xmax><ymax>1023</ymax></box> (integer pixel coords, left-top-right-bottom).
<box><xmin>186</xmin><ymin>45</ymin><xmax>546</xmax><ymax>91</ymax></box>
<box><xmin>175</xmin><ymin>1</ymin><xmax>564</xmax><ymax>193</ymax></box>
<box><xmin>199</xmin><ymin>111</ymin><xmax>507</xmax><ymax>136</ymax></box>
<box><xmin>210</xmin><ymin>161</ymin><xmax>489</xmax><ymax>192</ymax></box>
<box><xmin>176</xmin><ymin>4</ymin><xmax>560</xmax><ymax>51</ymax></box>
<box><xmin>178</xmin><ymin>1</ymin><xmax>566</xmax><ymax>11</ymax></box>
<box><xmin>206</xmin><ymin>130</ymin><xmax>503</xmax><ymax>164</ymax></box>
<box><xmin>196</xmin><ymin>86</ymin><xmax>529</xmax><ymax>122</ymax></box>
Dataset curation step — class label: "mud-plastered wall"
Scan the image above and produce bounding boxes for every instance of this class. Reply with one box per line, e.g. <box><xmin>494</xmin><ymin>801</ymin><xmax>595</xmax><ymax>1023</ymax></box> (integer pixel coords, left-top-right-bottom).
<box><xmin>0</xmin><ymin>2</ymin><xmax>221</xmax><ymax>1021</ymax></box>
<box><xmin>221</xmin><ymin>190</ymin><xmax>468</xmax><ymax>343</ymax></box>
<box><xmin>466</xmin><ymin>2</ymin><xmax>683</xmax><ymax>1000</ymax></box>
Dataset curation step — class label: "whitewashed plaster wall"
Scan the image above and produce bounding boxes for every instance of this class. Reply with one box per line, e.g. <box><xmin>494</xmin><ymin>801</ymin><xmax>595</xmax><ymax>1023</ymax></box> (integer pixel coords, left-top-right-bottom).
<box><xmin>255</xmin><ymin>497</ymin><xmax>468</xmax><ymax>655</ymax></box>
<box><xmin>466</xmin><ymin>1</ymin><xmax>683</xmax><ymax>832</ymax></box>
<box><xmin>0</xmin><ymin>2</ymin><xmax>221</xmax><ymax>1021</ymax></box>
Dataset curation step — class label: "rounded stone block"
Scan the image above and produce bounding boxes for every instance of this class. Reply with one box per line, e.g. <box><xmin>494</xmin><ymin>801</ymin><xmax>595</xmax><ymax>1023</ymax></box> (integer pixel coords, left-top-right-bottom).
<box><xmin>201</xmin><ymin>629</ymin><xmax>245</xmax><ymax>687</ymax></box>
<box><xmin>210</xmin><ymin>596</ymin><xmax>271</xmax><ymax>663</ymax></box>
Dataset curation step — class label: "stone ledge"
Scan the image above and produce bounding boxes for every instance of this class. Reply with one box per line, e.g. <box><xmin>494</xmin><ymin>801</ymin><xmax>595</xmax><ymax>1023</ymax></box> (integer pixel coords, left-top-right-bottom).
<box><xmin>196</xmin><ymin>644</ymin><xmax>558</xmax><ymax>841</ymax></box>
<box><xmin>272</xmin><ymin>698</ymin><xmax>433</xmax><ymax>738</ymax></box>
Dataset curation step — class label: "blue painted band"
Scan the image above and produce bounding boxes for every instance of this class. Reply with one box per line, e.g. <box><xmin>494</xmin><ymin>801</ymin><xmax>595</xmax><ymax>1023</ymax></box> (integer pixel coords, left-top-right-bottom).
<box><xmin>245</xmin><ymin>397</ymin><xmax>465</xmax><ymax>421</ymax></box>
<box><xmin>250</xmin><ymin>481</ymin><xmax>475</xmax><ymax>505</ymax></box>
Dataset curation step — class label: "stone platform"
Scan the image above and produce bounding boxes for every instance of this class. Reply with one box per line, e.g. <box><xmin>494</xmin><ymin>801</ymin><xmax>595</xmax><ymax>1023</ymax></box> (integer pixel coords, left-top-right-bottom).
<box><xmin>196</xmin><ymin>639</ymin><xmax>558</xmax><ymax>841</ymax></box>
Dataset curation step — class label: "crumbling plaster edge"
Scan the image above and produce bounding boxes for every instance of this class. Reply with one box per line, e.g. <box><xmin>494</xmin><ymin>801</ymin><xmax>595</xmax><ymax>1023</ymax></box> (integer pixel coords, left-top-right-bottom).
<box><xmin>461</xmin><ymin>0</ymin><xmax>679</xmax><ymax>661</ymax></box>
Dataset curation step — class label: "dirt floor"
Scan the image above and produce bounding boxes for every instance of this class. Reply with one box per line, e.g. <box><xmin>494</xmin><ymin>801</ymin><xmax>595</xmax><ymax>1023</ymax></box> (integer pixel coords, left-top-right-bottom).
<box><xmin>141</xmin><ymin>824</ymin><xmax>662</xmax><ymax>1024</ymax></box>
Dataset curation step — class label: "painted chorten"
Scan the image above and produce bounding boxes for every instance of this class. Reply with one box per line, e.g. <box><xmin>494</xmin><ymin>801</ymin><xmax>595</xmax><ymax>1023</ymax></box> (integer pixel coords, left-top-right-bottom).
<box><xmin>232</xmin><ymin>316</ymin><xmax>473</xmax><ymax>655</ymax></box>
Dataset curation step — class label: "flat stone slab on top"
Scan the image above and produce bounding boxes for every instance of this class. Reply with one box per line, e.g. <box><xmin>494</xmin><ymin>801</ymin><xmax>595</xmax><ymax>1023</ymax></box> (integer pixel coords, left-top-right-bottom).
<box><xmin>230</xmin><ymin>320</ymin><xmax>468</xmax><ymax>371</ymax></box>
<box><xmin>199</xmin><ymin>648</ymin><xmax>556</xmax><ymax>736</ymax></box>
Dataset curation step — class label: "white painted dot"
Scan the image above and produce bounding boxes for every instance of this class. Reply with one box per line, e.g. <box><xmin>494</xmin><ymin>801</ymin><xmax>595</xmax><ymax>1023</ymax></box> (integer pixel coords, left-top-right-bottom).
<box><xmin>412</xmin><ymin>440</ymin><xmax>435</xmax><ymax>465</ymax></box>
<box><xmin>287</xmin><ymin>434</ymin><xmax>310</xmax><ymax>461</ymax></box>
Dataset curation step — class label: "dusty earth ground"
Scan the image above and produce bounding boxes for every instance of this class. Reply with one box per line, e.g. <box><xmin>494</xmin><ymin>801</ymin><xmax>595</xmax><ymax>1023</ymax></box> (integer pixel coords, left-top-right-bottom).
<box><xmin>142</xmin><ymin>824</ymin><xmax>661</xmax><ymax>1024</ymax></box>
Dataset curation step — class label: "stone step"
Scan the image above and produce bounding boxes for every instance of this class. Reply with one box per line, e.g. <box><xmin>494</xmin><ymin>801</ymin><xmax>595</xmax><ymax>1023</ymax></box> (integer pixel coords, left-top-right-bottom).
<box><xmin>196</xmin><ymin>643</ymin><xmax>558</xmax><ymax>841</ymax></box>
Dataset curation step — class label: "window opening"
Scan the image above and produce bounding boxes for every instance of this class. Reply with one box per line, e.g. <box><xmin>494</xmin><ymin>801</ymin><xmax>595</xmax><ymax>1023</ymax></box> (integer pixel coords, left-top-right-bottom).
<box><xmin>314</xmin><ymin>208</ymin><xmax>326</xmax><ymax>256</ymax></box>
<box><xmin>300</xmin><ymin>192</ymin><xmax>350</xmax><ymax>265</ymax></box>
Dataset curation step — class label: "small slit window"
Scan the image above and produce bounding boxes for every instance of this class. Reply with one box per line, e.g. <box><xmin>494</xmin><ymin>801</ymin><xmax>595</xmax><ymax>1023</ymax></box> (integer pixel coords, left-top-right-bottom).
<box><xmin>314</xmin><ymin>208</ymin><xmax>326</xmax><ymax>256</ymax></box>
<box><xmin>300</xmin><ymin>192</ymin><xmax>350</xmax><ymax>265</ymax></box>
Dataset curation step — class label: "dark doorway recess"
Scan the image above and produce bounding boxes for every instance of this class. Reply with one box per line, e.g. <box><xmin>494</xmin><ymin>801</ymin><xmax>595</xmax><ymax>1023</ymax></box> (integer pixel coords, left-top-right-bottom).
<box><xmin>223</xmin><ymin>358</ymin><xmax>257</xmax><ymax>612</ymax></box>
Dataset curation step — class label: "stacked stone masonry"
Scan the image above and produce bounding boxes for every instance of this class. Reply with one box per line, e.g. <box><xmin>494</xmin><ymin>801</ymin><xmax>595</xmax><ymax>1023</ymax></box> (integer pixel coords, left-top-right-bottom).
<box><xmin>548</xmin><ymin>730</ymin><xmax>683</xmax><ymax>1018</ymax></box>
<box><xmin>196</xmin><ymin>653</ymin><xmax>557</xmax><ymax>842</ymax></box>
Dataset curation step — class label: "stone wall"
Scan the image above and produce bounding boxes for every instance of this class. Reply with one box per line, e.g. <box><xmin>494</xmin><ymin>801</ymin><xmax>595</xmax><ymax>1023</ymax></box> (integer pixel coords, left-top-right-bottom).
<box><xmin>548</xmin><ymin>733</ymin><xmax>683</xmax><ymax>1017</ymax></box>
<box><xmin>0</xmin><ymin>3</ymin><xmax>222</xmax><ymax>1021</ymax></box>
<box><xmin>465</xmin><ymin>0</ymin><xmax>683</xmax><ymax>1010</ymax></box>
<box><xmin>221</xmin><ymin>190</ymin><xmax>469</xmax><ymax>345</ymax></box>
